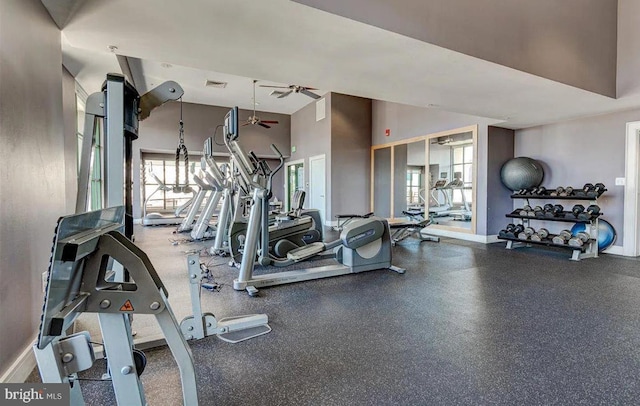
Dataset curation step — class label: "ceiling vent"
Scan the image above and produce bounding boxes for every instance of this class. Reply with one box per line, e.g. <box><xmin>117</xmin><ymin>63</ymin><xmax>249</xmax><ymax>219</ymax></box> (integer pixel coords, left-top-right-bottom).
<box><xmin>205</xmin><ymin>80</ymin><xmax>227</xmax><ymax>88</ymax></box>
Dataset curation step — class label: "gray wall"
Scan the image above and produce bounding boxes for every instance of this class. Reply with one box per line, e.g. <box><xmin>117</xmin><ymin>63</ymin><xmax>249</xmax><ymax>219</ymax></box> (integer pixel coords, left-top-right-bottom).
<box><xmin>486</xmin><ymin>127</ymin><xmax>515</xmax><ymax>235</ymax></box>
<box><xmin>135</xmin><ymin>101</ymin><xmax>290</xmax><ymax>218</ymax></box>
<box><xmin>515</xmin><ymin>109</ymin><xmax>640</xmax><ymax>248</ymax></box>
<box><xmin>372</xmin><ymin>100</ymin><xmax>503</xmax><ymax>235</ymax></box>
<box><xmin>330</xmin><ymin>93</ymin><xmax>372</xmax><ymax>218</ymax></box>
<box><xmin>295</xmin><ymin>0</ymin><xmax>618</xmax><ymax>98</ymax></box>
<box><xmin>617</xmin><ymin>0</ymin><xmax>640</xmax><ymax>97</ymax></box>
<box><xmin>289</xmin><ymin>94</ymin><xmax>332</xmax><ymax>213</ymax></box>
<box><xmin>0</xmin><ymin>0</ymin><xmax>64</xmax><ymax>376</ymax></box>
<box><xmin>373</xmin><ymin>148</ymin><xmax>392</xmax><ymax>217</ymax></box>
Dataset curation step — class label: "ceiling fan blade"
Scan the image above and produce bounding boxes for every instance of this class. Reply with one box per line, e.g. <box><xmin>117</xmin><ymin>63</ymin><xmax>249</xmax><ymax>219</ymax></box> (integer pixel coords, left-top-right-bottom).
<box><xmin>300</xmin><ymin>89</ymin><xmax>321</xmax><ymax>99</ymax></box>
<box><xmin>258</xmin><ymin>122</ymin><xmax>271</xmax><ymax>129</ymax></box>
<box><xmin>241</xmin><ymin>122</ymin><xmax>250</xmax><ymax>126</ymax></box>
<box><xmin>278</xmin><ymin>90</ymin><xmax>294</xmax><ymax>98</ymax></box>
<box><xmin>302</xmin><ymin>87</ymin><xmax>319</xmax><ymax>91</ymax></box>
<box><xmin>260</xmin><ymin>120</ymin><xmax>279</xmax><ymax>124</ymax></box>
<box><xmin>259</xmin><ymin>85</ymin><xmax>290</xmax><ymax>89</ymax></box>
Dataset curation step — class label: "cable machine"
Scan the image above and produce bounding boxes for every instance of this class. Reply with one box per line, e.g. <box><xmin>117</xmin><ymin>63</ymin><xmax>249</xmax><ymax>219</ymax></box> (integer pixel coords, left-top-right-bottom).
<box><xmin>76</xmin><ymin>73</ymin><xmax>184</xmax><ymax>238</ymax></box>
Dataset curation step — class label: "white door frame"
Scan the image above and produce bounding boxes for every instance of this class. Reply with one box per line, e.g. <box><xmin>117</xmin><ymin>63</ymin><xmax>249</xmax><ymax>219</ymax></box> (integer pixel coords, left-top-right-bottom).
<box><xmin>623</xmin><ymin>121</ymin><xmax>640</xmax><ymax>256</ymax></box>
<box><xmin>308</xmin><ymin>154</ymin><xmax>326</xmax><ymax>225</ymax></box>
<box><xmin>284</xmin><ymin>159</ymin><xmax>304</xmax><ymax>212</ymax></box>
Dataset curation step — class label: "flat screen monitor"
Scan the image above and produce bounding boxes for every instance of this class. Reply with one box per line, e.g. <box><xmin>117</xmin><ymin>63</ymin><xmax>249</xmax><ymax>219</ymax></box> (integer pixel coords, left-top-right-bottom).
<box><xmin>224</xmin><ymin>106</ymin><xmax>239</xmax><ymax>140</ymax></box>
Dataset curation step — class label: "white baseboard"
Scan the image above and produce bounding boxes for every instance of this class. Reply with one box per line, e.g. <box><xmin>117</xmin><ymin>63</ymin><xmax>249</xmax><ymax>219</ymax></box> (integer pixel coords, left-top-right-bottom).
<box><xmin>423</xmin><ymin>227</ymin><xmax>499</xmax><ymax>244</ymax></box>
<box><xmin>602</xmin><ymin>245</ymin><xmax>624</xmax><ymax>256</ymax></box>
<box><xmin>0</xmin><ymin>338</ymin><xmax>36</xmax><ymax>383</ymax></box>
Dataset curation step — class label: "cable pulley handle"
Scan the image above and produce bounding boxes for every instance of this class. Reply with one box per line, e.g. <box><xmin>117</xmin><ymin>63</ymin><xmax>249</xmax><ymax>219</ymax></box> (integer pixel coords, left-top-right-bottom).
<box><xmin>174</xmin><ymin>97</ymin><xmax>189</xmax><ymax>188</ymax></box>
<box><xmin>175</xmin><ymin>144</ymin><xmax>189</xmax><ymax>188</ymax></box>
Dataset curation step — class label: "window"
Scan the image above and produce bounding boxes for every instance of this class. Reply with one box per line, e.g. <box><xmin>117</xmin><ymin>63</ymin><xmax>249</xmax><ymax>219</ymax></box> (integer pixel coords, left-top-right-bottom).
<box><xmin>76</xmin><ymin>86</ymin><xmax>103</xmax><ymax>211</ymax></box>
<box><xmin>142</xmin><ymin>156</ymin><xmax>196</xmax><ymax>212</ymax></box>
<box><xmin>406</xmin><ymin>167</ymin><xmax>423</xmax><ymax>207</ymax></box>
<box><xmin>141</xmin><ymin>154</ymin><xmax>230</xmax><ymax>214</ymax></box>
<box><xmin>451</xmin><ymin>144</ymin><xmax>473</xmax><ymax>204</ymax></box>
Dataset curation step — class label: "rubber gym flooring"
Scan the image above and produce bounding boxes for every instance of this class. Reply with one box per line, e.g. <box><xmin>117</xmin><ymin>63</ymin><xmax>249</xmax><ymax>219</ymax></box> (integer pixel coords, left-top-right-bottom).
<box><xmin>28</xmin><ymin>225</ymin><xmax>640</xmax><ymax>405</ymax></box>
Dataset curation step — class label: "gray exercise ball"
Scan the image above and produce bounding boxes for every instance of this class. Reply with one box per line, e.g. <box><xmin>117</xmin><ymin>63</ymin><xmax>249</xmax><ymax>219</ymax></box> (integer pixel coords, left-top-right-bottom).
<box><xmin>500</xmin><ymin>157</ymin><xmax>544</xmax><ymax>191</ymax></box>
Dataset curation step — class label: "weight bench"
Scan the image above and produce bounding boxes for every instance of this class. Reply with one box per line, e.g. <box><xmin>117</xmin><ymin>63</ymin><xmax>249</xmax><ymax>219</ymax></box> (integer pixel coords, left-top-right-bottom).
<box><xmin>389</xmin><ymin>211</ymin><xmax>440</xmax><ymax>245</ymax></box>
<box><xmin>333</xmin><ymin>212</ymin><xmax>374</xmax><ymax>231</ymax></box>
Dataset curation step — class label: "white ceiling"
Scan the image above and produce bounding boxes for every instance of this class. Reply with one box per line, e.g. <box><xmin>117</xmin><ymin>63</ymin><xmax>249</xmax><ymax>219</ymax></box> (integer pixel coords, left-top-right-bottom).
<box><xmin>55</xmin><ymin>0</ymin><xmax>640</xmax><ymax>129</ymax></box>
<box><xmin>136</xmin><ymin>60</ymin><xmax>327</xmax><ymax>114</ymax></box>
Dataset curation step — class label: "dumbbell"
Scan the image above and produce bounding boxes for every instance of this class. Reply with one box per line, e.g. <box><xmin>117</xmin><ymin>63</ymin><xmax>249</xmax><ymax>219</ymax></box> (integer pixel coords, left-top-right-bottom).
<box><xmin>589</xmin><ymin>183</ymin><xmax>606</xmax><ymax>197</ymax></box>
<box><xmin>512</xmin><ymin>224</ymin><xmax>525</xmax><ymax>235</ymax></box>
<box><xmin>550</xmin><ymin>186</ymin><xmax>565</xmax><ymax>197</ymax></box>
<box><xmin>517</xmin><ymin>227</ymin><xmax>536</xmax><ymax>240</ymax></box>
<box><xmin>499</xmin><ymin>223</ymin><xmax>519</xmax><ymax>239</ymax></box>
<box><xmin>577</xmin><ymin>204</ymin><xmax>601</xmax><ymax>220</ymax></box>
<box><xmin>537</xmin><ymin>186</ymin><xmax>547</xmax><ymax>196</ymax></box>
<box><xmin>568</xmin><ymin>231</ymin><xmax>591</xmax><ymax>247</ymax></box>
<box><xmin>552</xmin><ymin>230</ymin><xmax>572</xmax><ymax>245</ymax></box>
<box><xmin>533</xmin><ymin>206</ymin><xmax>544</xmax><ymax>217</ymax></box>
<box><xmin>560</xmin><ymin>186</ymin><xmax>574</xmax><ymax>196</ymax></box>
<box><xmin>574</xmin><ymin>183</ymin><xmax>594</xmax><ymax>197</ymax></box>
<box><xmin>551</xmin><ymin>204</ymin><xmax>564</xmax><ymax>217</ymax></box>
<box><xmin>530</xmin><ymin>228</ymin><xmax>549</xmax><ymax>242</ymax></box>
<box><xmin>519</xmin><ymin>205</ymin><xmax>533</xmax><ymax>216</ymax></box>
<box><xmin>566</xmin><ymin>204</ymin><xmax>585</xmax><ymax>219</ymax></box>
<box><xmin>498</xmin><ymin>224</ymin><xmax>524</xmax><ymax>238</ymax></box>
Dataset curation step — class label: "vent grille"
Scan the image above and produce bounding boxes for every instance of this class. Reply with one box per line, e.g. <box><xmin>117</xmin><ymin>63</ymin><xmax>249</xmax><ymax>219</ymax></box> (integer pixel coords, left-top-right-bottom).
<box><xmin>205</xmin><ymin>80</ymin><xmax>227</xmax><ymax>88</ymax></box>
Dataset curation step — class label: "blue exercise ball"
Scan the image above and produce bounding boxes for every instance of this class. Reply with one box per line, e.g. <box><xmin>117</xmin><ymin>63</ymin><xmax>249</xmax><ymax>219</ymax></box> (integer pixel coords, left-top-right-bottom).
<box><xmin>571</xmin><ymin>219</ymin><xmax>617</xmax><ymax>251</ymax></box>
<box><xmin>500</xmin><ymin>157</ymin><xmax>545</xmax><ymax>191</ymax></box>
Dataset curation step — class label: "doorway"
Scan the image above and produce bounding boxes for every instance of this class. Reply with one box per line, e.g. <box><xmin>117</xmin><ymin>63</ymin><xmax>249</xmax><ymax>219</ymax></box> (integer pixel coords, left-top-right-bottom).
<box><xmin>285</xmin><ymin>159</ymin><xmax>304</xmax><ymax>211</ymax></box>
<box><xmin>309</xmin><ymin>154</ymin><xmax>326</xmax><ymax>225</ymax></box>
<box><xmin>623</xmin><ymin>121</ymin><xmax>640</xmax><ymax>256</ymax></box>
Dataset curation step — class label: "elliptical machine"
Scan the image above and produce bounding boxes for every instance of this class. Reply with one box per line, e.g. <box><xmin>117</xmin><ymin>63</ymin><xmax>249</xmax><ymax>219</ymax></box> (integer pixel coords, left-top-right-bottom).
<box><xmin>223</xmin><ymin>107</ymin><xmax>405</xmax><ymax>296</ymax></box>
<box><xmin>224</xmin><ymin>135</ymin><xmax>323</xmax><ymax>263</ymax></box>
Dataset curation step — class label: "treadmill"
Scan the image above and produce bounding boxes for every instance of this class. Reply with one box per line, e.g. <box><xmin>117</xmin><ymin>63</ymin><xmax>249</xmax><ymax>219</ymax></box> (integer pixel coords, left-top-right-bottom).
<box><xmin>142</xmin><ymin>172</ymin><xmax>194</xmax><ymax>226</ymax></box>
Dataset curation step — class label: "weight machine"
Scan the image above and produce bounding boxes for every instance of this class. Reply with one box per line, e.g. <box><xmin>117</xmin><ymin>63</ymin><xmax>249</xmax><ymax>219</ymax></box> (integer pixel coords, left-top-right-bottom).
<box><xmin>33</xmin><ymin>207</ymin><xmax>198</xmax><ymax>406</ymax></box>
<box><xmin>76</xmin><ymin>73</ymin><xmax>184</xmax><ymax>238</ymax></box>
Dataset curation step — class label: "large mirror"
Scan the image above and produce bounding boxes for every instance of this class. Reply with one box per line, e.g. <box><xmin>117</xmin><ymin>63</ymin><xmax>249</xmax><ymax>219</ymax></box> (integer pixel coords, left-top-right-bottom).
<box><xmin>426</xmin><ymin>129</ymin><xmax>476</xmax><ymax>232</ymax></box>
<box><xmin>371</xmin><ymin>125</ymin><xmax>477</xmax><ymax>234</ymax></box>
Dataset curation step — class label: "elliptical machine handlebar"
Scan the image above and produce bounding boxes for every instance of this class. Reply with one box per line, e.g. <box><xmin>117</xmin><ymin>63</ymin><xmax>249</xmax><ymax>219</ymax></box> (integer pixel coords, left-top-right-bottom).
<box><xmin>266</xmin><ymin>143</ymin><xmax>285</xmax><ymax>197</ymax></box>
<box><xmin>270</xmin><ymin>144</ymin><xmax>285</xmax><ymax>170</ymax></box>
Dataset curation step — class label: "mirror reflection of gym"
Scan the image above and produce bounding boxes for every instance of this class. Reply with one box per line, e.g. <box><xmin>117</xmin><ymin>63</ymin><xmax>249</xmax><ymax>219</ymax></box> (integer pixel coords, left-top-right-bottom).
<box><xmin>427</xmin><ymin>131</ymin><xmax>474</xmax><ymax>231</ymax></box>
<box><xmin>371</xmin><ymin>125</ymin><xmax>477</xmax><ymax>234</ymax></box>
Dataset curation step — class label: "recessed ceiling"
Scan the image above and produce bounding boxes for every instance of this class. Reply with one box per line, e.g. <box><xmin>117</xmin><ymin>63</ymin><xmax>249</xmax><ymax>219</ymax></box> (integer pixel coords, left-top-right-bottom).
<box><xmin>53</xmin><ymin>0</ymin><xmax>640</xmax><ymax>128</ymax></box>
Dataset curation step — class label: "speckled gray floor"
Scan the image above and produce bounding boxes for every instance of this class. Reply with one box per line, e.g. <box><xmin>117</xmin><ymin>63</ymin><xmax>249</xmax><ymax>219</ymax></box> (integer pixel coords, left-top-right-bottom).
<box><xmin>27</xmin><ymin>225</ymin><xmax>640</xmax><ymax>405</ymax></box>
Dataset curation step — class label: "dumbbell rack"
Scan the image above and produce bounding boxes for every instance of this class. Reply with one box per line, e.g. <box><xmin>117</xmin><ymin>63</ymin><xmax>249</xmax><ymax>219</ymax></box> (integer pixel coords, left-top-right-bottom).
<box><xmin>499</xmin><ymin>193</ymin><xmax>602</xmax><ymax>261</ymax></box>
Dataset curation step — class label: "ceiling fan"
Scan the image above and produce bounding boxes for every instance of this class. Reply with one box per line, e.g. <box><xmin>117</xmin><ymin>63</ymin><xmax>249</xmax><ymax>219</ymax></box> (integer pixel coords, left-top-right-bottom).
<box><xmin>243</xmin><ymin>80</ymin><xmax>279</xmax><ymax>129</ymax></box>
<box><xmin>431</xmin><ymin>137</ymin><xmax>453</xmax><ymax>145</ymax></box>
<box><xmin>259</xmin><ymin>83</ymin><xmax>321</xmax><ymax>100</ymax></box>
